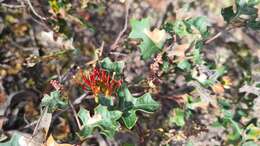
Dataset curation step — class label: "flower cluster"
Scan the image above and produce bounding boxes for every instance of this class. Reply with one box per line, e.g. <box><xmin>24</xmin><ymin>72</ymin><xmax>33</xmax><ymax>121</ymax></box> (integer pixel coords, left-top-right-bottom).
<box><xmin>80</xmin><ymin>68</ymin><xmax>122</xmax><ymax>97</ymax></box>
<box><xmin>50</xmin><ymin>80</ymin><xmax>64</xmax><ymax>91</ymax></box>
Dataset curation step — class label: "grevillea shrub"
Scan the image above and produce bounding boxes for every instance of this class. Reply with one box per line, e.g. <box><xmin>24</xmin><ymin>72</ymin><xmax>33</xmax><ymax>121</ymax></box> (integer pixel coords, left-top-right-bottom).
<box><xmin>1</xmin><ymin>0</ymin><xmax>260</xmax><ymax>145</ymax></box>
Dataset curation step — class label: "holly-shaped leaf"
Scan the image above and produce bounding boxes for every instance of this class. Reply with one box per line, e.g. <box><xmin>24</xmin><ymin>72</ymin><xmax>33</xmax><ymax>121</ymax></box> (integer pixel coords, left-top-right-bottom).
<box><xmin>221</xmin><ymin>0</ymin><xmax>260</xmax><ymax>29</ymax></box>
<box><xmin>171</xmin><ymin>20</ymin><xmax>190</xmax><ymax>37</ymax></box>
<box><xmin>177</xmin><ymin>59</ymin><xmax>191</xmax><ymax>71</ymax></box>
<box><xmin>186</xmin><ymin>16</ymin><xmax>210</xmax><ymax>38</ymax></box>
<box><xmin>101</xmin><ymin>57</ymin><xmax>125</xmax><ymax>74</ymax></box>
<box><xmin>165</xmin><ymin>17</ymin><xmax>209</xmax><ymax>39</ymax></box>
<box><xmin>118</xmin><ymin>86</ymin><xmax>160</xmax><ymax>129</ymax></box>
<box><xmin>41</xmin><ymin>91</ymin><xmax>68</xmax><ymax>112</ymax></box>
<box><xmin>129</xmin><ymin>18</ymin><xmax>169</xmax><ymax>60</ymax></box>
<box><xmin>78</xmin><ymin>105</ymin><xmax>122</xmax><ymax>138</ymax></box>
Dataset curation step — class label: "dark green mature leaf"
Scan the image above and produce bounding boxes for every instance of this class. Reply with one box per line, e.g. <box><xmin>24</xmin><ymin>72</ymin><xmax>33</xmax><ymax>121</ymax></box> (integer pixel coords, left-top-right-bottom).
<box><xmin>221</xmin><ymin>6</ymin><xmax>237</xmax><ymax>23</ymax></box>
<box><xmin>238</xmin><ymin>0</ymin><xmax>260</xmax><ymax>6</ymax></box>
<box><xmin>248</xmin><ymin>20</ymin><xmax>260</xmax><ymax>29</ymax></box>
<box><xmin>78</xmin><ymin>105</ymin><xmax>122</xmax><ymax>138</ymax></box>
<box><xmin>129</xmin><ymin>18</ymin><xmax>168</xmax><ymax>60</ymax></box>
<box><xmin>221</xmin><ymin>0</ymin><xmax>260</xmax><ymax>29</ymax></box>
<box><xmin>118</xmin><ymin>85</ymin><xmax>160</xmax><ymax>129</ymax></box>
<box><xmin>101</xmin><ymin>57</ymin><xmax>125</xmax><ymax>74</ymax></box>
<box><xmin>177</xmin><ymin>60</ymin><xmax>191</xmax><ymax>71</ymax></box>
<box><xmin>41</xmin><ymin>91</ymin><xmax>68</xmax><ymax>112</ymax></box>
<box><xmin>186</xmin><ymin>16</ymin><xmax>210</xmax><ymax>38</ymax></box>
<box><xmin>166</xmin><ymin>16</ymin><xmax>209</xmax><ymax>39</ymax></box>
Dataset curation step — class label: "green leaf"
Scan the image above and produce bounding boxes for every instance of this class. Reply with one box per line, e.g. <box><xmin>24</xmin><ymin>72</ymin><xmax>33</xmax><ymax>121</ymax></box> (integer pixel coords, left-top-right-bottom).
<box><xmin>242</xmin><ymin>141</ymin><xmax>259</xmax><ymax>146</ymax></box>
<box><xmin>245</xmin><ymin>124</ymin><xmax>260</xmax><ymax>141</ymax></box>
<box><xmin>186</xmin><ymin>16</ymin><xmax>210</xmax><ymax>38</ymax></box>
<box><xmin>0</xmin><ymin>132</ymin><xmax>21</xmax><ymax>146</ymax></box>
<box><xmin>170</xmin><ymin>108</ymin><xmax>185</xmax><ymax>127</ymax></box>
<box><xmin>129</xmin><ymin>18</ymin><xmax>168</xmax><ymax>60</ymax></box>
<box><xmin>101</xmin><ymin>57</ymin><xmax>125</xmax><ymax>74</ymax></box>
<box><xmin>186</xmin><ymin>140</ymin><xmax>194</xmax><ymax>146</ymax></box>
<box><xmin>221</xmin><ymin>0</ymin><xmax>260</xmax><ymax>30</ymax></box>
<box><xmin>118</xmin><ymin>86</ymin><xmax>160</xmax><ymax>129</ymax></box>
<box><xmin>221</xmin><ymin>6</ymin><xmax>237</xmax><ymax>23</ymax></box>
<box><xmin>177</xmin><ymin>60</ymin><xmax>191</xmax><ymax>71</ymax></box>
<box><xmin>78</xmin><ymin>105</ymin><xmax>122</xmax><ymax>138</ymax></box>
<box><xmin>248</xmin><ymin>20</ymin><xmax>260</xmax><ymax>29</ymax></box>
<box><xmin>166</xmin><ymin>17</ymin><xmax>209</xmax><ymax>41</ymax></box>
<box><xmin>228</xmin><ymin>119</ymin><xmax>242</xmax><ymax>141</ymax></box>
<box><xmin>41</xmin><ymin>91</ymin><xmax>68</xmax><ymax>112</ymax></box>
<box><xmin>222</xmin><ymin>111</ymin><xmax>242</xmax><ymax>142</ymax></box>
<box><xmin>172</xmin><ymin>20</ymin><xmax>190</xmax><ymax>37</ymax></box>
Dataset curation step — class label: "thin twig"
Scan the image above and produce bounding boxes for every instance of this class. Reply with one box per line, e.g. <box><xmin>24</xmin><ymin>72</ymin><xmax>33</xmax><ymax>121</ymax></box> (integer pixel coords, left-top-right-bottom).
<box><xmin>69</xmin><ymin>101</ymin><xmax>82</xmax><ymax>130</ymax></box>
<box><xmin>19</xmin><ymin>120</ymin><xmax>38</xmax><ymax>130</ymax></box>
<box><xmin>24</xmin><ymin>0</ymin><xmax>47</xmax><ymax>20</ymax></box>
<box><xmin>204</xmin><ymin>31</ymin><xmax>223</xmax><ymax>44</ymax></box>
<box><xmin>52</xmin><ymin>93</ymin><xmax>92</xmax><ymax>120</ymax></box>
<box><xmin>98</xmin><ymin>41</ymin><xmax>105</xmax><ymax>57</ymax></box>
<box><xmin>204</xmin><ymin>26</ymin><xmax>233</xmax><ymax>44</ymax></box>
<box><xmin>73</xmin><ymin>93</ymin><xmax>88</xmax><ymax>105</ymax></box>
<box><xmin>109</xmin><ymin>51</ymin><xmax>128</xmax><ymax>57</ymax></box>
<box><xmin>0</xmin><ymin>3</ymin><xmax>25</xmax><ymax>8</ymax></box>
<box><xmin>110</xmin><ymin>1</ymin><xmax>129</xmax><ymax>50</ymax></box>
<box><xmin>32</xmin><ymin>107</ymin><xmax>48</xmax><ymax>136</ymax></box>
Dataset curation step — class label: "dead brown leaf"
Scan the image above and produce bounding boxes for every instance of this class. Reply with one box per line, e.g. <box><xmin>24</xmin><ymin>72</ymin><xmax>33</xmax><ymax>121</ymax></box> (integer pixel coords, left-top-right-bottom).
<box><xmin>144</xmin><ymin>28</ymin><xmax>169</xmax><ymax>44</ymax></box>
<box><xmin>45</xmin><ymin>135</ymin><xmax>72</xmax><ymax>146</ymax></box>
<box><xmin>168</xmin><ymin>44</ymin><xmax>190</xmax><ymax>60</ymax></box>
<box><xmin>146</xmin><ymin>0</ymin><xmax>168</xmax><ymax>12</ymax></box>
<box><xmin>211</xmin><ymin>83</ymin><xmax>225</xmax><ymax>94</ymax></box>
<box><xmin>0</xmin><ymin>91</ymin><xmax>6</xmax><ymax>105</ymax></box>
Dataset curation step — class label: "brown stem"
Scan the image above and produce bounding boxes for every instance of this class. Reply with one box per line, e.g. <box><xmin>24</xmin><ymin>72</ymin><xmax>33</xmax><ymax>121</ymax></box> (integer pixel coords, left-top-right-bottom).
<box><xmin>110</xmin><ymin>1</ymin><xmax>129</xmax><ymax>50</ymax></box>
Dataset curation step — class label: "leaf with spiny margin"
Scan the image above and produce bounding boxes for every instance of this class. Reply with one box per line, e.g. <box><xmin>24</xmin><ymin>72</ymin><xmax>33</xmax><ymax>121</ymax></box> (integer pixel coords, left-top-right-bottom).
<box><xmin>41</xmin><ymin>91</ymin><xmax>68</xmax><ymax>112</ymax></box>
<box><xmin>221</xmin><ymin>0</ymin><xmax>260</xmax><ymax>29</ymax></box>
<box><xmin>164</xmin><ymin>17</ymin><xmax>209</xmax><ymax>39</ymax></box>
<box><xmin>186</xmin><ymin>16</ymin><xmax>210</xmax><ymax>38</ymax></box>
<box><xmin>101</xmin><ymin>57</ymin><xmax>125</xmax><ymax>74</ymax></box>
<box><xmin>129</xmin><ymin>18</ymin><xmax>169</xmax><ymax>60</ymax></box>
<box><xmin>177</xmin><ymin>60</ymin><xmax>191</xmax><ymax>71</ymax></box>
<box><xmin>118</xmin><ymin>85</ymin><xmax>160</xmax><ymax>129</ymax></box>
<box><xmin>78</xmin><ymin>105</ymin><xmax>122</xmax><ymax>138</ymax></box>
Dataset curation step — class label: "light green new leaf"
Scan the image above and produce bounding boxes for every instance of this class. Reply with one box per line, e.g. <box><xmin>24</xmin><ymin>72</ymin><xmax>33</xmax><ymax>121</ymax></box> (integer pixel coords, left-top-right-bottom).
<box><xmin>101</xmin><ymin>57</ymin><xmax>125</xmax><ymax>74</ymax></box>
<box><xmin>245</xmin><ymin>124</ymin><xmax>260</xmax><ymax>141</ymax></box>
<box><xmin>129</xmin><ymin>18</ymin><xmax>168</xmax><ymax>60</ymax></box>
<box><xmin>0</xmin><ymin>132</ymin><xmax>21</xmax><ymax>146</ymax></box>
<box><xmin>118</xmin><ymin>86</ymin><xmax>160</xmax><ymax>129</ymax></box>
<box><xmin>78</xmin><ymin>105</ymin><xmax>122</xmax><ymax>138</ymax></box>
<box><xmin>172</xmin><ymin>20</ymin><xmax>190</xmax><ymax>37</ymax></box>
<box><xmin>242</xmin><ymin>141</ymin><xmax>259</xmax><ymax>146</ymax></box>
<box><xmin>41</xmin><ymin>91</ymin><xmax>68</xmax><ymax>112</ymax></box>
<box><xmin>170</xmin><ymin>108</ymin><xmax>185</xmax><ymax>127</ymax></box>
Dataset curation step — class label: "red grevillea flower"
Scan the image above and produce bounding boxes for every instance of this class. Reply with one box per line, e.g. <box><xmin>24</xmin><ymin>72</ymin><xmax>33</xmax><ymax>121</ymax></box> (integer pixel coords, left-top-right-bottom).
<box><xmin>80</xmin><ymin>68</ymin><xmax>122</xmax><ymax>97</ymax></box>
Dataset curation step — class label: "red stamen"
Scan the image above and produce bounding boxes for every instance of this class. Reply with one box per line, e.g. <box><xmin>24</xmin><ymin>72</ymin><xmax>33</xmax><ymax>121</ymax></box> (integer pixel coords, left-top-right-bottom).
<box><xmin>80</xmin><ymin>68</ymin><xmax>122</xmax><ymax>97</ymax></box>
